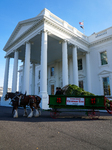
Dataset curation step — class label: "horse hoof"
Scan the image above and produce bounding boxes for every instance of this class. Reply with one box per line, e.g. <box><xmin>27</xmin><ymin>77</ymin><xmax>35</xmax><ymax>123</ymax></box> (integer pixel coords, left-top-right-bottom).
<box><xmin>23</xmin><ymin>113</ymin><xmax>28</xmax><ymax>117</ymax></box>
<box><xmin>27</xmin><ymin>116</ymin><xmax>32</xmax><ymax>118</ymax></box>
<box><xmin>13</xmin><ymin>116</ymin><xmax>18</xmax><ymax>118</ymax></box>
<box><xmin>27</xmin><ymin>114</ymin><xmax>33</xmax><ymax>118</ymax></box>
<box><xmin>34</xmin><ymin>115</ymin><xmax>39</xmax><ymax>117</ymax></box>
<box><xmin>39</xmin><ymin>111</ymin><xmax>41</xmax><ymax>116</ymax></box>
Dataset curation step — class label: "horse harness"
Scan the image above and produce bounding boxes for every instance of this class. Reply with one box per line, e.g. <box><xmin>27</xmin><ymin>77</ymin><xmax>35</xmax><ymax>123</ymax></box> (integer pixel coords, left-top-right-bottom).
<box><xmin>11</xmin><ymin>93</ymin><xmax>22</xmax><ymax>105</ymax></box>
<box><xmin>11</xmin><ymin>94</ymin><xmax>40</xmax><ymax>106</ymax></box>
<box><xmin>29</xmin><ymin>95</ymin><xmax>36</xmax><ymax>104</ymax></box>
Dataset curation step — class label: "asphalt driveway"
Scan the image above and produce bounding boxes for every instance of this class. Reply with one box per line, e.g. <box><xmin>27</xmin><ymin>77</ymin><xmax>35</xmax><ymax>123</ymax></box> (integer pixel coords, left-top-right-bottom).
<box><xmin>0</xmin><ymin>106</ymin><xmax>112</xmax><ymax>150</ymax></box>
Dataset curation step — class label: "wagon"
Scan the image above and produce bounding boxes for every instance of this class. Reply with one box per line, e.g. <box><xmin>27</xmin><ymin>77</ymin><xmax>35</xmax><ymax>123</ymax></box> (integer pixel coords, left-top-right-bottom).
<box><xmin>49</xmin><ymin>95</ymin><xmax>112</xmax><ymax>119</ymax></box>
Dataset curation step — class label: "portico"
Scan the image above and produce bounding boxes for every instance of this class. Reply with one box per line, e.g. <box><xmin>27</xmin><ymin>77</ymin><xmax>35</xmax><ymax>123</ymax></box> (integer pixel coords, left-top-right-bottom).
<box><xmin>1</xmin><ymin>8</ymin><xmax>90</xmax><ymax>109</ymax></box>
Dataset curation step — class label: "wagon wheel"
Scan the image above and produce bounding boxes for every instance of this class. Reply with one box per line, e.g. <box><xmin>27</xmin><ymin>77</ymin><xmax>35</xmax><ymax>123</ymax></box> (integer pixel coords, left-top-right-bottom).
<box><xmin>50</xmin><ymin>110</ymin><xmax>60</xmax><ymax>119</ymax></box>
<box><xmin>87</xmin><ymin>110</ymin><xmax>100</xmax><ymax>120</ymax></box>
<box><xmin>105</xmin><ymin>98</ymin><xmax>112</xmax><ymax>114</ymax></box>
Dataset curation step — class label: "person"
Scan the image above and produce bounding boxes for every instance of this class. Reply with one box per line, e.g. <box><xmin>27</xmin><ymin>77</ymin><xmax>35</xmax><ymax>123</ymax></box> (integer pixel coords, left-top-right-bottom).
<box><xmin>55</xmin><ymin>87</ymin><xmax>59</xmax><ymax>95</ymax></box>
<box><xmin>55</xmin><ymin>87</ymin><xmax>62</xmax><ymax>95</ymax></box>
<box><xmin>58</xmin><ymin>87</ymin><xmax>63</xmax><ymax>95</ymax></box>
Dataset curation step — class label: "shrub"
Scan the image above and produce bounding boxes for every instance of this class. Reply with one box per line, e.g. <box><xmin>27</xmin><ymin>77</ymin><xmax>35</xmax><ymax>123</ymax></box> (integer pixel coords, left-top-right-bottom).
<box><xmin>62</xmin><ymin>84</ymin><xmax>95</xmax><ymax>96</ymax></box>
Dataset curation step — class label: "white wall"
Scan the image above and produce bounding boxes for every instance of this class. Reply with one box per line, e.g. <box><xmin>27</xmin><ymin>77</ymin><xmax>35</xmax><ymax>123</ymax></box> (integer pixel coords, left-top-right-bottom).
<box><xmin>89</xmin><ymin>40</ymin><xmax>112</xmax><ymax>95</ymax></box>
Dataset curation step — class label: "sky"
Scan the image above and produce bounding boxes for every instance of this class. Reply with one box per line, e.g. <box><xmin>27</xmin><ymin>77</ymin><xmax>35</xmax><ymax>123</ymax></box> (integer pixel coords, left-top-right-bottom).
<box><xmin>0</xmin><ymin>0</ymin><xmax>112</xmax><ymax>88</ymax></box>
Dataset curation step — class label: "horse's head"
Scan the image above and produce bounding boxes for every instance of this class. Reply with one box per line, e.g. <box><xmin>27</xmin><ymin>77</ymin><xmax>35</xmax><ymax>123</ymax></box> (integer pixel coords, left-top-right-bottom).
<box><xmin>4</xmin><ymin>92</ymin><xmax>16</xmax><ymax>101</ymax></box>
<box><xmin>4</xmin><ymin>93</ymin><xmax>9</xmax><ymax>101</ymax></box>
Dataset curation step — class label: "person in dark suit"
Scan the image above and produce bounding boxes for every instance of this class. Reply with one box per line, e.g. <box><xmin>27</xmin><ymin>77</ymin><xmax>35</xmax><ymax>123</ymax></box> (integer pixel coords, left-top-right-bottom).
<box><xmin>55</xmin><ymin>87</ymin><xmax>59</xmax><ymax>95</ymax></box>
<box><xmin>55</xmin><ymin>87</ymin><xmax>62</xmax><ymax>95</ymax></box>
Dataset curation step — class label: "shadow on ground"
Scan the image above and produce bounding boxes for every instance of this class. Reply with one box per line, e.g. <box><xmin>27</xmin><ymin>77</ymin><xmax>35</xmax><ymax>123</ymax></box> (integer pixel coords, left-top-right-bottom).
<box><xmin>0</xmin><ymin>106</ymin><xmax>112</xmax><ymax>123</ymax></box>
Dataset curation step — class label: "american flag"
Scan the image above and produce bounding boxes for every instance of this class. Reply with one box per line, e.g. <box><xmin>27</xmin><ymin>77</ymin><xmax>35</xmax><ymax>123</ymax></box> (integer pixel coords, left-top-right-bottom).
<box><xmin>79</xmin><ymin>22</ymin><xmax>84</xmax><ymax>25</ymax></box>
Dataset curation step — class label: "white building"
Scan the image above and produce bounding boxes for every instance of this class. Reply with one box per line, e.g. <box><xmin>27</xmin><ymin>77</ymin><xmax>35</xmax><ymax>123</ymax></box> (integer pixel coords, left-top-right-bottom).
<box><xmin>1</xmin><ymin>8</ymin><xmax>112</xmax><ymax>109</ymax></box>
<box><xmin>0</xmin><ymin>87</ymin><xmax>11</xmax><ymax>105</ymax></box>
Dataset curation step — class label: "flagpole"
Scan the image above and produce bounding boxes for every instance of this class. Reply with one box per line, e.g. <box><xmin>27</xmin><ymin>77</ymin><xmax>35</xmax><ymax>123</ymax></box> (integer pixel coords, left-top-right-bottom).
<box><xmin>83</xmin><ymin>21</ymin><xmax>85</xmax><ymax>35</ymax></box>
<box><xmin>79</xmin><ymin>21</ymin><xmax>85</xmax><ymax>35</ymax></box>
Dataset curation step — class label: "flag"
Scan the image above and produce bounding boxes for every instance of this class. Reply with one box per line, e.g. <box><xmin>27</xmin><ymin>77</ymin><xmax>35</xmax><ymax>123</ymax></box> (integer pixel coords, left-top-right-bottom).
<box><xmin>80</xmin><ymin>26</ymin><xmax>84</xmax><ymax>29</ymax></box>
<box><xmin>79</xmin><ymin>22</ymin><xmax>84</xmax><ymax>25</ymax></box>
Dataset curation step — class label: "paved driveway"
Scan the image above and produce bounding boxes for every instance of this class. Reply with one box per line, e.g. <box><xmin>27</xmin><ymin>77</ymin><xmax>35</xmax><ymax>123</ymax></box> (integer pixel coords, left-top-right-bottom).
<box><xmin>0</xmin><ymin>106</ymin><xmax>112</xmax><ymax>150</ymax></box>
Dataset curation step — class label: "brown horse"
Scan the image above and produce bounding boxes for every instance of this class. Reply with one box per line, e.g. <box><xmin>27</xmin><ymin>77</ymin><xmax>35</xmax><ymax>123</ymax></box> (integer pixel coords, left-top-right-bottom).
<box><xmin>4</xmin><ymin>92</ymin><xmax>41</xmax><ymax>118</ymax></box>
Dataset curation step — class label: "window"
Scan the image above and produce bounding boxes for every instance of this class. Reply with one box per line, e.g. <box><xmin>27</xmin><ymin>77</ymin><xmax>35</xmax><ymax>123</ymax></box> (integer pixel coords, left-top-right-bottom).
<box><xmin>51</xmin><ymin>85</ymin><xmax>54</xmax><ymax>95</ymax></box>
<box><xmin>100</xmin><ymin>51</ymin><xmax>108</xmax><ymax>65</ymax></box>
<box><xmin>51</xmin><ymin>67</ymin><xmax>54</xmax><ymax>76</ymax></box>
<box><xmin>38</xmin><ymin>86</ymin><xmax>40</xmax><ymax>94</ymax></box>
<box><xmin>103</xmin><ymin>77</ymin><xmax>111</xmax><ymax>95</ymax></box>
<box><xmin>78</xmin><ymin>59</ymin><xmax>83</xmax><ymax>70</ymax></box>
<box><xmin>79</xmin><ymin>80</ymin><xmax>83</xmax><ymax>89</ymax></box>
<box><xmin>38</xmin><ymin>70</ymin><xmax>40</xmax><ymax>79</ymax></box>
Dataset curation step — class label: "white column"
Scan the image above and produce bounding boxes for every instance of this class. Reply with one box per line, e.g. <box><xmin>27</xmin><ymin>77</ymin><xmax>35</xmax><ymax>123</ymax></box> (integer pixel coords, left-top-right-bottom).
<box><xmin>73</xmin><ymin>46</ymin><xmax>78</xmax><ymax>86</ymax></box>
<box><xmin>22</xmin><ymin>61</ymin><xmax>25</xmax><ymax>93</ymax></box>
<box><xmin>32</xmin><ymin>63</ymin><xmax>35</xmax><ymax>95</ymax></box>
<box><xmin>3</xmin><ymin>57</ymin><xmax>10</xmax><ymax>96</ymax></box>
<box><xmin>40</xmin><ymin>30</ymin><xmax>48</xmax><ymax>109</ymax></box>
<box><xmin>62</xmin><ymin>40</ymin><xmax>68</xmax><ymax>87</ymax></box>
<box><xmin>12</xmin><ymin>50</ymin><xmax>18</xmax><ymax>92</ymax></box>
<box><xmin>23</xmin><ymin>42</ymin><xmax>31</xmax><ymax>95</ymax></box>
<box><xmin>69</xmin><ymin>58</ymin><xmax>73</xmax><ymax>84</ymax></box>
<box><xmin>86</xmin><ymin>52</ymin><xmax>91</xmax><ymax>92</ymax></box>
<box><xmin>40</xmin><ymin>31</ymin><xmax>47</xmax><ymax>94</ymax></box>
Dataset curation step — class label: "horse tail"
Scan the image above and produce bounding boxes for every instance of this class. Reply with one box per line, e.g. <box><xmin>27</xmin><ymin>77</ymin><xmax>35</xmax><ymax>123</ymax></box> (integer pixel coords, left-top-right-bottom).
<box><xmin>12</xmin><ymin>107</ymin><xmax>14</xmax><ymax>114</ymax></box>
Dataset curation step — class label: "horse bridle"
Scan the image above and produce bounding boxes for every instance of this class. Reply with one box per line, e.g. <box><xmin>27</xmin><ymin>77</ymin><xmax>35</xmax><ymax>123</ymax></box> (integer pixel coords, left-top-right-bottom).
<box><xmin>4</xmin><ymin>93</ymin><xmax>9</xmax><ymax>100</ymax></box>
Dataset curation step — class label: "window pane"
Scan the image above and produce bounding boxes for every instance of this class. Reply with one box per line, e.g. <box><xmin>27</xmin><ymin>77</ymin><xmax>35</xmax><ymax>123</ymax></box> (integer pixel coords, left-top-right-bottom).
<box><xmin>103</xmin><ymin>77</ymin><xmax>111</xmax><ymax>95</ymax></box>
<box><xmin>38</xmin><ymin>86</ymin><xmax>40</xmax><ymax>94</ymax></box>
<box><xmin>51</xmin><ymin>67</ymin><xmax>54</xmax><ymax>76</ymax></box>
<box><xmin>38</xmin><ymin>70</ymin><xmax>40</xmax><ymax>79</ymax></box>
<box><xmin>78</xmin><ymin>59</ymin><xmax>82</xmax><ymax>70</ymax></box>
<box><xmin>100</xmin><ymin>51</ymin><xmax>108</xmax><ymax>65</ymax></box>
<box><xmin>79</xmin><ymin>81</ymin><xmax>83</xmax><ymax>89</ymax></box>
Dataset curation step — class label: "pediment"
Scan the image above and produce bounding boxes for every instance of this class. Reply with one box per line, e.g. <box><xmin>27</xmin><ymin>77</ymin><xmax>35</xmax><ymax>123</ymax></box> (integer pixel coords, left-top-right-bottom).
<box><xmin>12</xmin><ymin>23</ymin><xmax>35</xmax><ymax>42</ymax></box>
<box><xmin>78</xmin><ymin>74</ymin><xmax>85</xmax><ymax>78</ymax></box>
<box><xmin>98</xmin><ymin>70</ymin><xmax>112</xmax><ymax>75</ymax></box>
<box><xmin>49</xmin><ymin>79</ymin><xmax>55</xmax><ymax>84</ymax></box>
<box><xmin>4</xmin><ymin>15</ymin><xmax>43</xmax><ymax>51</ymax></box>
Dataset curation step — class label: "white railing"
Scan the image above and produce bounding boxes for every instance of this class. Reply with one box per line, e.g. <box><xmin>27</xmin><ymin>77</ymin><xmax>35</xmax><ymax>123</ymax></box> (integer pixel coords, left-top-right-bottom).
<box><xmin>49</xmin><ymin>11</ymin><xmax>88</xmax><ymax>41</ymax></box>
<box><xmin>76</xmin><ymin>30</ymin><xmax>88</xmax><ymax>40</ymax></box>
<box><xmin>95</xmin><ymin>31</ymin><xmax>107</xmax><ymax>38</ymax></box>
<box><xmin>49</xmin><ymin>15</ymin><xmax>63</xmax><ymax>25</ymax></box>
<box><xmin>67</xmin><ymin>25</ymin><xmax>73</xmax><ymax>31</ymax></box>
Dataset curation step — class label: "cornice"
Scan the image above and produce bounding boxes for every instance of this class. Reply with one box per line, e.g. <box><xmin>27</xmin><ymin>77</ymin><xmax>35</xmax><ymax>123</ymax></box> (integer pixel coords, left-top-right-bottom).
<box><xmin>89</xmin><ymin>35</ymin><xmax>112</xmax><ymax>47</ymax></box>
<box><xmin>44</xmin><ymin>15</ymin><xmax>112</xmax><ymax>49</ymax></box>
<box><xmin>43</xmin><ymin>16</ymin><xmax>89</xmax><ymax>47</ymax></box>
<box><xmin>4</xmin><ymin>12</ymin><xmax>112</xmax><ymax>53</ymax></box>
